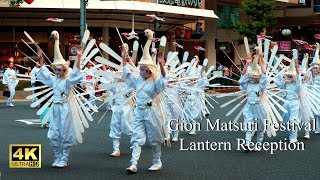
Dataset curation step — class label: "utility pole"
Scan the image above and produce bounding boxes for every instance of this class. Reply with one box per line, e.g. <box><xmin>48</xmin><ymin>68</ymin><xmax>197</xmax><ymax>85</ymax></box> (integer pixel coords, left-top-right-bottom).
<box><xmin>80</xmin><ymin>0</ymin><xmax>88</xmax><ymax>41</ymax></box>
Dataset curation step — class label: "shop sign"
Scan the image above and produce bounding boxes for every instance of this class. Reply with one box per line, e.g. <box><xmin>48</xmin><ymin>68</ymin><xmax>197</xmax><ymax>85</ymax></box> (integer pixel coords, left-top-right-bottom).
<box><xmin>69</xmin><ymin>56</ymin><xmax>78</xmax><ymax>61</ymax></box>
<box><xmin>277</xmin><ymin>41</ymin><xmax>291</xmax><ymax>51</ymax></box>
<box><xmin>69</xmin><ymin>45</ymin><xmax>79</xmax><ymax>56</ymax></box>
<box><xmin>158</xmin><ymin>0</ymin><xmax>202</xmax><ymax>8</ymax></box>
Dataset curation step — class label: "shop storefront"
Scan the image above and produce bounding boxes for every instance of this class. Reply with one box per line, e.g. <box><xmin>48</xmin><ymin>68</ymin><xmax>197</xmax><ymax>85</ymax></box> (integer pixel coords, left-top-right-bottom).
<box><xmin>0</xmin><ymin>26</ymin><xmax>103</xmax><ymax>69</ymax></box>
<box><xmin>0</xmin><ymin>0</ymin><xmax>217</xmax><ymax>69</ymax></box>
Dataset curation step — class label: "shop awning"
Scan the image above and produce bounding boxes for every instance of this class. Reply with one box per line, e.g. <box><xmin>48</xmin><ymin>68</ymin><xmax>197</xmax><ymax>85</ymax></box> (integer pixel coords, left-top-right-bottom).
<box><xmin>276</xmin><ymin>0</ymin><xmax>299</xmax><ymax>4</ymax></box>
<box><xmin>0</xmin><ymin>0</ymin><xmax>217</xmax><ymax>30</ymax></box>
<box><xmin>19</xmin><ymin>0</ymin><xmax>217</xmax><ymax>19</ymax></box>
<box><xmin>11</xmin><ymin>0</ymin><xmax>218</xmax><ymax>29</ymax></box>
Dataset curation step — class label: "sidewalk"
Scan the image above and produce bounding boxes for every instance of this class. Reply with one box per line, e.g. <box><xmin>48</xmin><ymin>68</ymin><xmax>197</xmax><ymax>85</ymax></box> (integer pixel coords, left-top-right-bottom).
<box><xmin>0</xmin><ymin>90</ymin><xmax>31</xmax><ymax>101</ymax></box>
<box><xmin>0</xmin><ymin>99</ymin><xmax>30</xmax><ymax>103</ymax></box>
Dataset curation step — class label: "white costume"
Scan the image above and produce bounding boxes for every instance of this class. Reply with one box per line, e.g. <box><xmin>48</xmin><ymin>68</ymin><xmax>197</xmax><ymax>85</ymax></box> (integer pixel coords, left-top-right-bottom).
<box><xmin>37</xmin><ymin>66</ymin><xmax>83</xmax><ymax>166</ymax></box>
<box><xmin>182</xmin><ymin>80</ymin><xmax>202</xmax><ymax>134</ymax></box>
<box><xmin>36</xmin><ymin>30</ymin><xmax>84</xmax><ymax>168</ymax></box>
<box><xmin>3</xmin><ymin>68</ymin><xmax>19</xmax><ymax>106</ymax></box>
<box><xmin>103</xmin><ymin>69</ymin><xmax>115</xmax><ymax>110</ymax></box>
<box><xmin>308</xmin><ymin>74</ymin><xmax>320</xmax><ymax>133</ymax></box>
<box><xmin>197</xmin><ymin>74</ymin><xmax>210</xmax><ymax>118</ymax></box>
<box><xmin>238</xmin><ymin>73</ymin><xmax>267</xmax><ymax>145</ymax></box>
<box><xmin>304</xmin><ymin>47</ymin><xmax>320</xmax><ymax>136</ymax></box>
<box><xmin>81</xmin><ymin>67</ymin><xmax>97</xmax><ymax>109</ymax></box>
<box><xmin>109</xmin><ymin>84</ymin><xmax>133</xmax><ymax>156</ymax></box>
<box><xmin>162</xmin><ymin>70</ymin><xmax>183</xmax><ymax>141</ymax></box>
<box><xmin>122</xmin><ymin>64</ymin><xmax>166</xmax><ymax>170</ymax></box>
<box><xmin>30</xmin><ymin>66</ymin><xmax>40</xmax><ymax>103</ymax></box>
<box><xmin>275</xmin><ymin>50</ymin><xmax>301</xmax><ymax>143</ymax></box>
<box><xmin>163</xmin><ymin>84</ymin><xmax>182</xmax><ymax>141</ymax></box>
<box><xmin>275</xmin><ymin>75</ymin><xmax>301</xmax><ymax>142</ymax></box>
<box><xmin>121</xmin><ymin>29</ymin><xmax>168</xmax><ymax>173</ymax></box>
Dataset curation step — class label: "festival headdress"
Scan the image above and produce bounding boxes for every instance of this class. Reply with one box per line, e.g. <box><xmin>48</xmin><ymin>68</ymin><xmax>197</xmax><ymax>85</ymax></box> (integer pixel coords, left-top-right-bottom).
<box><xmin>311</xmin><ymin>43</ymin><xmax>320</xmax><ymax>66</ymax></box>
<box><xmin>50</xmin><ymin>30</ymin><xmax>69</xmax><ymax>78</ymax></box>
<box><xmin>248</xmin><ymin>47</ymin><xmax>261</xmax><ymax>78</ymax></box>
<box><xmin>300</xmin><ymin>53</ymin><xmax>309</xmax><ymax>74</ymax></box>
<box><xmin>188</xmin><ymin>55</ymin><xmax>200</xmax><ymax>75</ymax></box>
<box><xmin>285</xmin><ymin>58</ymin><xmax>297</xmax><ymax>77</ymax></box>
<box><xmin>137</xmin><ymin>29</ymin><xmax>158</xmax><ymax>80</ymax></box>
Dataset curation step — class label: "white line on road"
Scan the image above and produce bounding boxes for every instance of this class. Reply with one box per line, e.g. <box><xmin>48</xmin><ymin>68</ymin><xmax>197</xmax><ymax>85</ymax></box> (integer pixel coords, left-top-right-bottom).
<box><xmin>15</xmin><ymin>119</ymin><xmax>41</xmax><ymax>125</ymax></box>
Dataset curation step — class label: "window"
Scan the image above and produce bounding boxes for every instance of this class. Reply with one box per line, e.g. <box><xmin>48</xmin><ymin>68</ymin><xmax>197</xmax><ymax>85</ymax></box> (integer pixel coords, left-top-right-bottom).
<box><xmin>315</xmin><ymin>0</ymin><xmax>320</xmax><ymax>12</ymax></box>
<box><xmin>287</xmin><ymin>0</ymin><xmax>311</xmax><ymax>8</ymax></box>
<box><xmin>217</xmin><ymin>5</ymin><xmax>240</xmax><ymax>29</ymax></box>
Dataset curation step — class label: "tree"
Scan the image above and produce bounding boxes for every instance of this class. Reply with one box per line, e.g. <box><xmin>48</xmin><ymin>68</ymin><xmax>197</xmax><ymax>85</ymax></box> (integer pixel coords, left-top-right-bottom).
<box><xmin>0</xmin><ymin>0</ymin><xmax>24</xmax><ymax>7</ymax></box>
<box><xmin>233</xmin><ymin>0</ymin><xmax>277</xmax><ymax>44</ymax></box>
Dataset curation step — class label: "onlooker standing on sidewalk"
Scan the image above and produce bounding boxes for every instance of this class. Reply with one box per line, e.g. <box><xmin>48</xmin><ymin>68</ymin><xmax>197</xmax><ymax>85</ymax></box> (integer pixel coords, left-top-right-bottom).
<box><xmin>3</xmin><ymin>61</ymin><xmax>19</xmax><ymax>107</ymax></box>
<box><xmin>0</xmin><ymin>64</ymin><xmax>5</xmax><ymax>75</ymax></box>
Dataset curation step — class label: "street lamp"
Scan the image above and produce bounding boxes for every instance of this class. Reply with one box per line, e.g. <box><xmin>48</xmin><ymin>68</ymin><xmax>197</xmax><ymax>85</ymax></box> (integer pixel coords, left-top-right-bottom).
<box><xmin>80</xmin><ymin>0</ymin><xmax>88</xmax><ymax>41</ymax></box>
<box><xmin>282</xmin><ymin>29</ymin><xmax>291</xmax><ymax>36</ymax></box>
<box><xmin>219</xmin><ymin>45</ymin><xmax>227</xmax><ymax>51</ymax></box>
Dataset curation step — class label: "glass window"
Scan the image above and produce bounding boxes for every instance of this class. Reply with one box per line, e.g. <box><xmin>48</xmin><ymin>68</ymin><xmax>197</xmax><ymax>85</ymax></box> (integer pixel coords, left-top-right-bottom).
<box><xmin>217</xmin><ymin>5</ymin><xmax>240</xmax><ymax>29</ymax></box>
<box><xmin>315</xmin><ymin>0</ymin><xmax>320</xmax><ymax>12</ymax></box>
<box><xmin>287</xmin><ymin>0</ymin><xmax>311</xmax><ymax>8</ymax></box>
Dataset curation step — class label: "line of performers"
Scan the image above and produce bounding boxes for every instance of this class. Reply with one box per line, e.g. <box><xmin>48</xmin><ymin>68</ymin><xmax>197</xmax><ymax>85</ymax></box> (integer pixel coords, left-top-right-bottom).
<box><xmin>28</xmin><ymin>29</ymin><xmax>211</xmax><ymax>173</ymax></box>
<box><xmin>238</xmin><ymin>44</ymin><xmax>320</xmax><ymax>151</ymax></box>
<box><xmin>25</xmin><ymin>29</ymin><xmax>320</xmax><ymax>174</ymax></box>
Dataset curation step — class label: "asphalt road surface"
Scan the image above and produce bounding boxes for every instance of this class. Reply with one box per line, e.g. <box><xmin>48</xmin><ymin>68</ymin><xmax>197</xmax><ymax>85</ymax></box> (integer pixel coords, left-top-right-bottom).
<box><xmin>0</xmin><ymin>99</ymin><xmax>320</xmax><ymax>180</ymax></box>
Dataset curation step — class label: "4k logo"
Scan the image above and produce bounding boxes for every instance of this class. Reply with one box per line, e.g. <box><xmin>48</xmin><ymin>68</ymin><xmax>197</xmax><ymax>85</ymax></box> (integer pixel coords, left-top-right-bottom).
<box><xmin>9</xmin><ymin>144</ymin><xmax>41</xmax><ymax>168</ymax></box>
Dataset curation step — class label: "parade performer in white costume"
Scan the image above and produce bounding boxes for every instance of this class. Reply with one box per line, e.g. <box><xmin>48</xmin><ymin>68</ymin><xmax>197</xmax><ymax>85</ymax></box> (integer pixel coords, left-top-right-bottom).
<box><xmin>161</xmin><ymin>63</ymin><xmax>183</xmax><ymax>142</ymax></box>
<box><xmin>297</xmin><ymin>53</ymin><xmax>311</xmax><ymax>139</ymax></box>
<box><xmin>308</xmin><ymin>57</ymin><xmax>320</xmax><ymax>134</ymax></box>
<box><xmin>109</xmin><ymin>76</ymin><xmax>134</xmax><ymax>157</ymax></box>
<box><xmin>163</xmin><ymin>77</ymin><xmax>183</xmax><ymax>142</ymax></box>
<box><xmin>103</xmin><ymin>66</ymin><xmax>115</xmax><ymax>110</ymax></box>
<box><xmin>36</xmin><ymin>30</ymin><xmax>83</xmax><ymax>168</ymax></box>
<box><xmin>197</xmin><ymin>74</ymin><xmax>210</xmax><ymax>118</ymax></box>
<box><xmin>275</xmin><ymin>57</ymin><xmax>301</xmax><ymax>143</ymax></box>
<box><xmin>182</xmin><ymin>75</ymin><xmax>203</xmax><ymax>135</ymax></box>
<box><xmin>300</xmin><ymin>72</ymin><xmax>311</xmax><ymax>139</ymax></box>
<box><xmin>238</xmin><ymin>49</ymin><xmax>267</xmax><ymax>149</ymax></box>
<box><xmin>3</xmin><ymin>61</ymin><xmax>19</xmax><ymax>107</ymax></box>
<box><xmin>123</xmin><ymin>29</ymin><xmax>166</xmax><ymax>173</ymax></box>
<box><xmin>81</xmin><ymin>62</ymin><xmax>98</xmax><ymax>111</ymax></box>
<box><xmin>193</xmin><ymin>56</ymin><xmax>210</xmax><ymax>118</ymax></box>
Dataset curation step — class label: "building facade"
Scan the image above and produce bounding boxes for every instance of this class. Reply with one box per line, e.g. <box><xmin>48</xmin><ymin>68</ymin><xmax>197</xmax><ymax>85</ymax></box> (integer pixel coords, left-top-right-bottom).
<box><xmin>0</xmin><ymin>0</ymin><xmax>299</xmax><ymax>70</ymax></box>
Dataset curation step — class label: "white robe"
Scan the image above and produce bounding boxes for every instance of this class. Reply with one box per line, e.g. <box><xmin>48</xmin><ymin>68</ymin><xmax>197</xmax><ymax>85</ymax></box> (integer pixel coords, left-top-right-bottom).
<box><xmin>109</xmin><ymin>85</ymin><xmax>133</xmax><ymax>139</ymax></box>
<box><xmin>238</xmin><ymin>74</ymin><xmax>267</xmax><ymax>144</ymax></box>
<box><xmin>2</xmin><ymin>68</ymin><xmax>19</xmax><ymax>104</ymax></box>
<box><xmin>37</xmin><ymin>66</ymin><xmax>83</xmax><ymax>149</ymax></box>
<box><xmin>275</xmin><ymin>75</ymin><xmax>301</xmax><ymax>141</ymax></box>
<box><xmin>197</xmin><ymin>75</ymin><xmax>210</xmax><ymax>117</ymax></box>
<box><xmin>122</xmin><ymin>65</ymin><xmax>166</xmax><ymax>147</ymax></box>
<box><xmin>308</xmin><ymin>75</ymin><xmax>320</xmax><ymax>132</ymax></box>
<box><xmin>81</xmin><ymin>67</ymin><xmax>97</xmax><ymax>107</ymax></box>
<box><xmin>182</xmin><ymin>81</ymin><xmax>202</xmax><ymax>123</ymax></box>
<box><xmin>163</xmin><ymin>86</ymin><xmax>183</xmax><ymax>136</ymax></box>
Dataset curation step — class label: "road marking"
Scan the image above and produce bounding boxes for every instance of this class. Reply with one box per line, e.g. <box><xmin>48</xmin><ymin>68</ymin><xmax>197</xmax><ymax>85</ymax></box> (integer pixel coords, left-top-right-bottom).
<box><xmin>15</xmin><ymin>119</ymin><xmax>41</xmax><ymax>125</ymax></box>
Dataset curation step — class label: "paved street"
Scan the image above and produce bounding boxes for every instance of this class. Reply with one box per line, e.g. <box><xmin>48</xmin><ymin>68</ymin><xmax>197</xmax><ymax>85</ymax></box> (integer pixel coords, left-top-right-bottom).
<box><xmin>0</xmin><ymin>98</ymin><xmax>320</xmax><ymax>180</ymax></box>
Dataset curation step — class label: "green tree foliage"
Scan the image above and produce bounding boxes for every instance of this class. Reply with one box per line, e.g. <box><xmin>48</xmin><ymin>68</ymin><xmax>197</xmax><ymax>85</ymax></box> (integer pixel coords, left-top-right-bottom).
<box><xmin>0</xmin><ymin>0</ymin><xmax>24</xmax><ymax>7</ymax></box>
<box><xmin>233</xmin><ymin>0</ymin><xmax>277</xmax><ymax>44</ymax></box>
